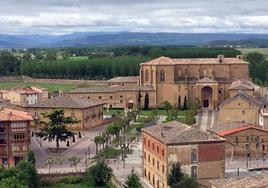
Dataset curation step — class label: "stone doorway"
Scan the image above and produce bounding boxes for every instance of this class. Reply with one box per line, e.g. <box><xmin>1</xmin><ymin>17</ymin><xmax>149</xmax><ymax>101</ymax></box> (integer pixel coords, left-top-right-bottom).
<box><xmin>201</xmin><ymin>86</ymin><xmax>213</xmax><ymax>109</ymax></box>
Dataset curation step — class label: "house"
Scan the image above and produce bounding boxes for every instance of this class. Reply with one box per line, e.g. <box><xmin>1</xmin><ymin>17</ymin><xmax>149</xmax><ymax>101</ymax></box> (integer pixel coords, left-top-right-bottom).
<box><xmin>1</xmin><ymin>88</ymin><xmax>38</xmax><ymax>106</ymax></box>
<box><xmin>24</xmin><ymin>96</ymin><xmax>104</xmax><ymax>130</ymax></box>
<box><xmin>208</xmin><ymin>122</ymin><xmax>268</xmax><ymax>158</ymax></box>
<box><xmin>0</xmin><ymin>108</ymin><xmax>32</xmax><ymax>167</ymax></box>
<box><xmin>142</xmin><ymin>121</ymin><xmax>226</xmax><ymax>188</ymax></box>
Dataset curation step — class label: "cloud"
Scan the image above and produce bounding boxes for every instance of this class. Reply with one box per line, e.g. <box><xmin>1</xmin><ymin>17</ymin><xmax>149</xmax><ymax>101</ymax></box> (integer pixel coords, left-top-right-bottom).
<box><xmin>0</xmin><ymin>0</ymin><xmax>267</xmax><ymax>34</ymax></box>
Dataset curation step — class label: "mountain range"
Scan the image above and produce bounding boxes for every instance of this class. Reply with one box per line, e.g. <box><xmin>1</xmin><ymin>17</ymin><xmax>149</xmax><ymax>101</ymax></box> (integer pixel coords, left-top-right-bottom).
<box><xmin>1</xmin><ymin>32</ymin><xmax>268</xmax><ymax>48</ymax></box>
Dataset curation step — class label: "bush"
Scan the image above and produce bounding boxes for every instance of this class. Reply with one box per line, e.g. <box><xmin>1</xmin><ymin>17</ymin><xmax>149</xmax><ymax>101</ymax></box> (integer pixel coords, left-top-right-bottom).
<box><xmin>61</xmin><ymin>176</ymin><xmax>83</xmax><ymax>184</ymax></box>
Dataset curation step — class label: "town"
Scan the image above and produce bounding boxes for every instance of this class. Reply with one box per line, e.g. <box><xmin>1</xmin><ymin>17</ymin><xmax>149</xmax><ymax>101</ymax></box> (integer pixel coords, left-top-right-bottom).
<box><xmin>1</xmin><ymin>51</ymin><xmax>268</xmax><ymax>187</ymax></box>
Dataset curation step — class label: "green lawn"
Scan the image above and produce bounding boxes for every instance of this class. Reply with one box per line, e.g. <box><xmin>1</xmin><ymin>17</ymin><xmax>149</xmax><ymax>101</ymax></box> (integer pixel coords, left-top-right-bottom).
<box><xmin>239</xmin><ymin>48</ymin><xmax>268</xmax><ymax>60</ymax></box>
<box><xmin>0</xmin><ymin>81</ymin><xmax>104</xmax><ymax>93</ymax></box>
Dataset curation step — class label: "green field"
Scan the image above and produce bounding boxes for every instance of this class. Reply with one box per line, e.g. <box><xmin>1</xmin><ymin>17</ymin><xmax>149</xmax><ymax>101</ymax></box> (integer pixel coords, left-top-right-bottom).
<box><xmin>0</xmin><ymin>81</ymin><xmax>103</xmax><ymax>93</ymax></box>
<box><xmin>68</xmin><ymin>56</ymin><xmax>88</xmax><ymax>61</ymax></box>
<box><xmin>238</xmin><ymin>48</ymin><xmax>268</xmax><ymax>60</ymax></box>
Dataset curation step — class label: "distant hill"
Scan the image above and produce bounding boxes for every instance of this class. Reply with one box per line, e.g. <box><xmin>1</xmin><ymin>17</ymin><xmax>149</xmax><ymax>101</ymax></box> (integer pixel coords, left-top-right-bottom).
<box><xmin>207</xmin><ymin>39</ymin><xmax>268</xmax><ymax>48</ymax></box>
<box><xmin>1</xmin><ymin>32</ymin><xmax>268</xmax><ymax>48</ymax></box>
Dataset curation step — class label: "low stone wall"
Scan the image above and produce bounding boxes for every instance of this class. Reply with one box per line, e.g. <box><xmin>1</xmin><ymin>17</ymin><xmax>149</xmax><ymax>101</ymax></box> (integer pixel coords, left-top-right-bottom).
<box><xmin>39</xmin><ymin>172</ymin><xmax>85</xmax><ymax>184</ymax></box>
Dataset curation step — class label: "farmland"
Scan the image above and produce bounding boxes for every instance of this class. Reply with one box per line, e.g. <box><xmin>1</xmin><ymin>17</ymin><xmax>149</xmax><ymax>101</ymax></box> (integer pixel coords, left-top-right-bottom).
<box><xmin>239</xmin><ymin>48</ymin><xmax>268</xmax><ymax>60</ymax></box>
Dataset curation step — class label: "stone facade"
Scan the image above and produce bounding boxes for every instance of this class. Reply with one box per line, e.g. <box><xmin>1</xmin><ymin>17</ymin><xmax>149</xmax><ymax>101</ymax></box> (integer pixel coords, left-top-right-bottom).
<box><xmin>69</xmin><ymin>55</ymin><xmax>249</xmax><ymax>110</ymax></box>
<box><xmin>24</xmin><ymin>96</ymin><xmax>104</xmax><ymax>130</ymax></box>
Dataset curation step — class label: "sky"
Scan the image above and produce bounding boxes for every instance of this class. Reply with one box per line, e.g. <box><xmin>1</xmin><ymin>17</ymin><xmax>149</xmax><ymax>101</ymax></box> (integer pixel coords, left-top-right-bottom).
<box><xmin>0</xmin><ymin>0</ymin><xmax>268</xmax><ymax>35</ymax></box>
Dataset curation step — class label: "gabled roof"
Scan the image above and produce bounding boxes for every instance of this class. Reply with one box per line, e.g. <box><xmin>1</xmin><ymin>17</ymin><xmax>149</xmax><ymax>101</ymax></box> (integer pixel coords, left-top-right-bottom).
<box><xmin>197</xmin><ymin>77</ymin><xmax>217</xmax><ymax>83</ymax></box>
<box><xmin>0</xmin><ymin>108</ymin><xmax>33</xmax><ymax>121</ymax></box>
<box><xmin>229</xmin><ymin>79</ymin><xmax>254</xmax><ymax>90</ymax></box>
<box><xmin>142</xmin><ymin>121</ymin><xmax>225</xmax><ymax>145</ymax></box>
<box><xmin>140</xmin><ymin>56</ymin><xmax>248</xmax><ymax>65</ymax></box>
<box><xmin>219</xmin><ymin>90</ymin><xmax>265</xmax><ymax>108</ymax></box>
<box><xmin>209</xmin><ymin>122</ymin><xmax>268</xmax><ymax>137</ymax></box>
<box><xmin>26</xmin><ymin>96</ymin><xmax>104</xmax><ymax>109</ymax></box>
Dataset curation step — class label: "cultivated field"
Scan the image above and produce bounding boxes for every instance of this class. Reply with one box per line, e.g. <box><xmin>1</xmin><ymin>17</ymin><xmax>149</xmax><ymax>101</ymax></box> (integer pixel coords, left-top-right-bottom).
<box><xmin>0</xmin><ymin>81</ymin><xmax>102</xmax><ymax>92</ymax></box>
<box><xmin>239</xmin><ymin>48</ymin><xmax>268</xmax><ymax>60</ymax></box>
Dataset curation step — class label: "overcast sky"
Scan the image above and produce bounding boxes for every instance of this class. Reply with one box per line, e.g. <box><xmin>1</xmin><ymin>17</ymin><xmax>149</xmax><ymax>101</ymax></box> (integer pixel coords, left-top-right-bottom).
<box><xmin>0</xmin><ymin>0</ymin><xmax>268</xmax><ymax>35</ymax></box>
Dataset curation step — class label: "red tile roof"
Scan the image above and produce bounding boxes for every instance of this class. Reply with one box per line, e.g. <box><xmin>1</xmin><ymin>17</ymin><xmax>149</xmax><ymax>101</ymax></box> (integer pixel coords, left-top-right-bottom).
<box><xmin>0</xmin><ymin>108</ymin><xmax>33</xmax><ymax>121</ymax></box>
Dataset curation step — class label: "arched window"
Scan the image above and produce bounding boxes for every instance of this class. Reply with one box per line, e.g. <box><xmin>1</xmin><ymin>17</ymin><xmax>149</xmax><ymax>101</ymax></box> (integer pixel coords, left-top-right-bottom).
<box><xmin>145</xmin><ymin>70</ymin><xmax>149</xmax><ymax>82</ymax></box>
<box><xmin>160</xmin><ymin>70</ymin><xmax>165</xmax><ymax>82</ymax></box>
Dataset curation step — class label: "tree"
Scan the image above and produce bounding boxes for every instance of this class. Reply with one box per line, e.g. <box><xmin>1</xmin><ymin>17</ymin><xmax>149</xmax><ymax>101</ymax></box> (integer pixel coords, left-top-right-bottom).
<box><xmin>144</xmin><ymin>92</ymin><xmax>149</xmax><ymax>110</ymax></box>
<box><xmin>184</xmin><ymin>110</ymin><xmax>196</xmax><ymax>125</ymax></box>
<box><xmin>124</xmin><ymin>168</ymin><xmax>143</xmax><ymax>188</ymax></box>
<box><xmin>68</xmin><ymin>155</ymin><xmax>81</xmax><ymax>172</ymax></box>
<box><xmin>85</xmin><ymin>160</ymin><xmax>113</xmax><ymax>186</ymax></box>
<box><xmin>0</xmin><ymin>176</ymin><xmax>26</xmax><ymax>188</ymax></box>
<box><xmin>178</xmin><ymin>95</ymin><xmax>181</xmax><ymax>110</ymax></box>
<box><xmin>94</xmin><ymin>135</ymin><xmax>105</xmax><ymax>153</ymax></box>
<box><xmin>168</xmin><ymin>163</ymin><xmax>198</xmax><ymax>188</ymax></box>
<box><xmin>137</xmin><ymin>89</ymin><xmax>142</xmax><ymax>110</ymax></box>
<box><xmin>36</xmin><ymin>109</ymin><xmax>78</xmax><ymax>152</ymax></box>
<box><xmin>162</xmin><ymin>101</ymin><xmax>172</xmax><ymax>115</ymax></box>
<box><xmin>183</xmin><ymin>96</ymin><xmax>188</xmax><ymax>110</ymax></box>
<box><xmin>16</xmin><ymin>161</ymin><xmax>39</xmax><ymax>188</ymax></box>
<box><xmin>26</xmin><ymin>150</ymin><xmax>36</xmax><ymax>166</ymax></box>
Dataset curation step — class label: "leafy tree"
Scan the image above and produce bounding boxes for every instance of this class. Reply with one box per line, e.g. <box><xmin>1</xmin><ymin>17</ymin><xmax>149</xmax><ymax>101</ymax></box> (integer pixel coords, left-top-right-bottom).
<box><xmin>124</xmin><ymin>168</ymin><xmax>143</xmax><ymax>188</ymax></box>
<box><xmin>144</xmin><ymin>92</ymin><xmax>149</xmax><ymax>110</ymax></box>
<box><xmin>168</xmin><ymin>163</ymin><xmax>198</xmax><ymax>188</ymax></box>
<box><xmin>162</xmin><ymin>101</ymin><xmax>172</xmax><ymax>115</ymax></box>
<box><xmin>26</xmin><ymin>150</ymin><xmax>36</xmax><ymax>166</ymax></box>
<box><xmin>94</xmin><ymin>135</ymin><xmax>105</xmax><ymax>153</ymax></box>
<box><xmin>16</xmin><ymin>161</ymin><xmax>39</xmax><ymax>188</ymax></box>
<box><xmin>0</xmin><ymin>176</ymin><xmax>26</xmax><ymax>188</ymax></box>
<box><xmin>68</xmin><ymin>155</ymin><xmax>81</xmax><ymax>172</ymax></box>
<box><xmin>184</xmin><ymin>110</ymin><xmax>196</xmax><ymax>125</ymax></box>
<box><xmin>36</xmin><ymin>109</ymin><xmax>78</xmax><ymax>152</ymax></box>
<box><xmin>85</xmin><ymin>160</ymin><xmax>113</xmax><ymax>186</ymax></box>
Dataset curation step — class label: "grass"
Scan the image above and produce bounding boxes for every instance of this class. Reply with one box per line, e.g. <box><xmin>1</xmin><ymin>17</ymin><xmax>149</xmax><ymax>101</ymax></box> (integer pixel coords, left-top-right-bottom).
<box><xmin>94</xmin><ymin>147</ymin><xmax>121</xmax><ymax>159</ymax></box>
<box><xmin>140</xmin><ymin>109</ymin><xmax>186</xmax><ymax>116</ymax></box>
<box><xmin>69</xmin><ymin>56</ymin><xmax>89</xmax><ymax>61</ymax></box>
<box><xmin>0</xmin><ymin>81</ymin><xmax>103</xmax><ymax>92</ymax></box>
<box><xmin>239</xmin><ymin>48</ymin><xmax>268</xmax><ymax>60</ymax></box>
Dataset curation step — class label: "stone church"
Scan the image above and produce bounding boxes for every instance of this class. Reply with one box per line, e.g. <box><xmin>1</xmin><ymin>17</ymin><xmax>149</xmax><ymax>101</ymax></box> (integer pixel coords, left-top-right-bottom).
<box><xmin>139</xmin><ymin>55</ymin><xmax>248</xmax><ymax>109</ymax></box>
<box><xmin>69</xmin><ymin>55</ymin><xmax>249</xmax><ymax>110</ymax></box>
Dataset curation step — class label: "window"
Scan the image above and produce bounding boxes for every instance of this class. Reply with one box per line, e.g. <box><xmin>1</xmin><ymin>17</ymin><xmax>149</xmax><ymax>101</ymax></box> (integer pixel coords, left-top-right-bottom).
<box><xmin>148</xmin><ymin>155</ymin><xmax>150</xmax><ymax>163</ymax></box>
<box><xmin>242</xmin><ymin>110</ymin><xmax>245</xmax><ymax>115</ymax></box>
<box><xmin>144</xmin><ymin>152</ymin><xmax>146</xmax><ymax>160</ymax></box>
<box><xmin>148</xmin><ymin>140</ymin><xmax>150</xmax><ymax>147</ymax></box>
<box><xmin>160</xmin><ymin>70</ymin><xmax>165</xmax><ymax>82</ymax></box>
<box><xmin>178</xmin><ymin>68</ymin><xmax>182</xmax><ymax>77</ymax></box>
<box><xmin>203</xmin><ymin>68</ymin><xmax>207</xmax><ymax>76</ymax></box>
<box><xmin>157</xmin><ymin>161</ymin><xmax>159</xmax><ymax>170</ymax></box>
<box><xmin>71</xmin><ymin>112</ymin><xmax>75</xmax><ymax>118</ymax></box>
<box><xmin>161</xmin><ymin>149</ymin><xmax>165</xmax><ymax>156</ymax></box>
<box><xmin>34</xmin><ymin>112</ymin><xmax>39</xmax><ymax>118</ymax></box>
<box><xmin>145</xmin><ymin>70</ymin><xmax>149</xmax><ymax>82</ymax></box>
<box><xmin>235</xmin><ymin>137</ymin><xmax>239</xmax><ymax>144</ymax></box>
<box><xmin>143</xmin><ymin>138</ymin><xmax>146</xmax><ymax>144</ymax></box>
<box><xmin>120</xmin><ymin>95</ymin><xmax>123</xmax><ymax>98</ymax></box>
<box><xmin>110</xmin><ymin>96</ymin><xmax>113</xmax><ymax>99</ymax></box>
<box><xmin>162</xmin><ymin>164</ymin><xmax>165</xmax><ymax>173</ymax></box>
<box><xmin>191</xmin><ymin>149</ymin><xmax>197</xmax><ymax>162</ymax></box>
<box><xmin>152</xmin><ymin>158</ymin><xmax>155</xmax><ymax>166</ymax></box>
<box><xmin>191</xmin><ymin>166</ymin><xmax>197</xmax><ymax>179</ymax></box>
<box><xmin>120</xmin><ymin>100</ymin><xmax>123</xmax><ymax>103</ymax></box>
<box><xmin>88</xmin><ymin>97</ymin><xmax>90</xmax><ymax>99</ymax></box>
<box><xmin>99</xmin><ymin>96</ymin><xmax>102</xmax><ymax>99</ymax></box>
<box><xmin>157</xmin><ymin>146</ymin><xmax>159</xmax><ymax>153</ymax></box>
<box><xmin>152</xmin><ymin>143</ymin><xmax>155</xmax><ymax>150</ymax></box>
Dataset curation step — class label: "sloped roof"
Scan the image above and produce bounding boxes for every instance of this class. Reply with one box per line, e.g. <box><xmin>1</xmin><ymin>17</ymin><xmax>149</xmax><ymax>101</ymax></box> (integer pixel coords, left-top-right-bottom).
<box><xmin>26</xmin><ymin>96</ymin><xmax>103</xmax><ymax>109</ymax></box>
<box><xmin>209</xmin><ymin>122</ymin><xmax>268</xmax><ymax>136</ymax></box>
<box><xmin>107</xmin><ymin>76</ymin><xmax>139</xmax><ymax>83</ymax></box>
<box><xmin>219</xmin><ymin>90</ymin><xmax>265</xmax><ymax>108</ymax></box>
<box><xmin>210</xmin><ymin>175</ymin><xmax>268</xmax><ymax>188</ymax></box>
<box><xmin>197</xmin><ymin>77</ymin><xmax>218</xmax><ymax>83</ymax></box>
<box><xmin>140</xmin><ymin>56</ymin><xmax>248</xmax><ymax>65</ymax></box>
<box><xmin>69</xmin><ymin>85</ymin><xmax>154</xmax><ymax>94</ymax></box>
<box><xmin>229</xmin><ymin>80</ymin><xmax>254</xmax><ymax>90</ymax></box>
<box><xmin>142</xmin><ymin>121</ymin><xmax>225</xmax><ymax>145</ymax></box>
<box><xmin>0</xmin><ymin>108</ymin><xmax>33</xmax><ymax>121</ymax></box>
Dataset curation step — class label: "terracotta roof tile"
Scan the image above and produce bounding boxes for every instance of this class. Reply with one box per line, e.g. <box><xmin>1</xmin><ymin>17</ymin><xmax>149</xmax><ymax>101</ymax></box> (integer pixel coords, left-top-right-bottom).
<box><xmin>141</xmin><ymin>56</ymin><xmax>248</xmax><ymax>65</ymax></box>
<box><xmin>0</xmin><ymin>108</ymin><xmax>33</xmax><ymax>121</ymax></box>
<box><xmin>142</xmin><ymin>121</ymin><xmax>225</xmax><ymax>145</ymax></box>
<box><xmin>26</xmin><ymin>96</ymin><xmax>104</xmax><ymax>109</ymax></box>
